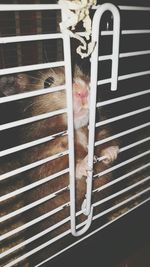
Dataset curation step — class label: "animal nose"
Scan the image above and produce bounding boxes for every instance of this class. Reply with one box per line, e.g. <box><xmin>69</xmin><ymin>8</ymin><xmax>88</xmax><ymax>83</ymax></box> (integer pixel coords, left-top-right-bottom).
<box><xmin>77</xmin><ymin>90</ymin><xmax>88</xmax><ymax>99</ymax></box>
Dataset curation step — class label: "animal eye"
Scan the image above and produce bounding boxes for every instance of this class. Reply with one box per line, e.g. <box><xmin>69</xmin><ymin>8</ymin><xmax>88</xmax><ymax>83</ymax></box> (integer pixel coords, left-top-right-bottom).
<box><xmin>44</xmin><ymin>77</ymin><xmax>54</xmax><ymax>88</ymax></box>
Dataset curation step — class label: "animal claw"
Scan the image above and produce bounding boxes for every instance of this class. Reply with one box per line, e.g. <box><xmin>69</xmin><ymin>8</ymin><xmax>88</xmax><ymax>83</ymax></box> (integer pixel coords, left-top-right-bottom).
<box><xmin>101</xmin><ymin>145</ymin><xmax>119</xmax><ymax>165</ymax></box>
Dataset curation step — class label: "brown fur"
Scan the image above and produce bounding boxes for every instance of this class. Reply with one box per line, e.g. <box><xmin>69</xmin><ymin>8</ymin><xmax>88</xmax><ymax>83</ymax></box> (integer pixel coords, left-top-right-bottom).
<box><xmin>1</xmin><ymin>66</ymin><xmax>119</xmax><ymax>266</ymax></box>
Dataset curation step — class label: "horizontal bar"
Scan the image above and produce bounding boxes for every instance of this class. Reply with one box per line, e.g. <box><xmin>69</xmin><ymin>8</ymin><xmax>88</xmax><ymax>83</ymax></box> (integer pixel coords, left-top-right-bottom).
<box><xmin>10</xmin><ymin>133</ymin><xmax>150</xmax><ymax>201</ymax></box>
<box><xmin>1</xmin><ymin>202</ymin><xmax>70</xmax><ymax>241</ymax></box>
<box><xmin>94</xmin><ymin>163</ymin><xmax>150</xmax><ymax>193</ymax></box>
<box><xmin>3</xmin><ymin>161</ymin><xmax>150</xmax><ymax>240</ymax></box>
<box><xmin>1</xmin><ymin>4</ymin><xmax>150</xmax><ymax>12</ymax></box>
<box><xmin>118</xmin><ymin>6</ymin><xmax>150</xmax><ymax>11</ymax></box>
<box><xmin>120</xmin><ymin>50</ymin><xmax>150</xmax><ymax>58</ymax></box>
<box><xmin>4</xmin><ymin>172</ymin><xmax>149</xmax><ymax>258</ymax></box>
<box><xmin>1</xmin><ymin>215</ymin><xmax>71</xmax><ymax>259</ymax></box>
<box><xmin>98</xmin><ymin>70</ymin><xmax>150</xmax><ymax>86</ymax></box>
<box><xmin>4</xmin><ymin>152</ymin><xmax>150</xmax><ymax>257</ymax></box>
<box><xmin>0</xmin><ymin>4</ymin><xmax>60</xmax><ymax>11</ymax></box>
<box><xmin>0</xmin><ymin>150</ymin><xmax>68</xmax><ymax>181</ymax></box>
<box><xmin>1</xmin><ymin>130</ymin><xmax>67</xmax><ymax>157</ymax></box>
<box><xmin>99</xmin><ymin>50</ymin><xmax>150</xmax><ymax>61</ymax></box>
<box><xmin>119</xmin><ymin>136</ymin><xmax>150</xmax><ymax>153</ymax></box>
<box><xmin>96</xmin><ymin>106</ymin><xmax>150</xmax><ymax>128</ymax></box>
<box><xmin>4</xmin><ymin>229</ymin><xmax>71</xmax><ymax>267</ymax></box>
<box><xmin>0</xmin><ymin>85</ymin><xmax>65</xmax><ymax>104</ymax></box>
<box><xmin>38</xmin><ymin>196</ymin><xmax>150</xmax><ymax>267</ymax></box>
<box><xmin>94</xmin><ymin>150</ymin><xmax>150</xmax><ymax>178</ymax></box>
<box><xmin>0</xmin><ymin>61</ymin><xmax>64</xmax><ymax>75</ymax></box>
<box><xmin>1</xmin><ymin>204</ymin><xmax>99</xmax><ymax>262</ymax></box>
<box><xmin>122</xmin><ymin>30</ymin><xmax>150</xmax><ymax>35</ymax></box>
<box><xmin>0</xmin><ymin>186</ymin><xmax>68</xmax><ymax>223</ymax></box>
<box><xmin>94</xmin><ymin>176</ymin><xmax>150</xmax><ymax>207</ymax></box>
<box><xmin>0</xmin><ymin>33</ymin><xmax>62</xmax><ymax>44</ymax></box>
<box><xmin>93</xmin><ymin>188</ymin><xmax>150</xmax><ymax>219</ymax></box>
<box><xmin>0</xmin><ymin>30</ymin><xmax>149</xmax><ymax>48</ymax></box>
<box><xmin>101</xmin><ymin>29</ymin><xmax>150</xmax><ymax>36</ymax></box>
<box><xmin>0</xmin><ymin>108</ymin><xmax>67</xmax><ymax>131</ymax></box>
<box><xmin>97</xmin><ymin>136</ymin><xmax>150</xmax><ymax>164</ymax></box>
<box><xmin>0</xmin><ymin>168</ymin><xmax>69</xmax><ymax>202</ymax></box>
<box><xmin>97</xmin><ymin>89</ymin><xmax>150</xmax><ymax>108</ymax></box>
<box><xmin>119</xmin><ymin>70</ymin><xmax>150</xmax><ymax>81</ymax></box>
<box><xmin>2</xmin><ymin>76</ymin><xmax>148</xmax><ymax>107</ymax></box>
<box><xmin>92</xmin><ymin>5</ymin><xmax>150</xmax><ymax>11</ymax></box>
<box><xmin>95</xmin><ymin>122</ymin><xmax>150</xmax><ymax>146</ymax></box>
<box><xmin>5</xmin><ymin>191</ymin><xmax>150</xmax><ymax>267</ymax></box>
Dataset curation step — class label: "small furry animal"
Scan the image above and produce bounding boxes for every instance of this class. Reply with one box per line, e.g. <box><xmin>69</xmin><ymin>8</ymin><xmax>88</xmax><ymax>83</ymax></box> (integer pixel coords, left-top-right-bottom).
<box><xmin>0</xmin><ymin>65</ymin><xmax>119</xmax><ymax>266</ymax></box>
<box><xmin>18</xmin><ymin>65</ymin><xmax>119</xmax><ymax>223</ymax></box>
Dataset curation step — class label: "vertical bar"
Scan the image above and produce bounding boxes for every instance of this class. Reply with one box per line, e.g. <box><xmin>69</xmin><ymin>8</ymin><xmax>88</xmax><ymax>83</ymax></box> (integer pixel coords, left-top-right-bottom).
<box><xmin>61</xmin><ymin>5</ymin><xmax>93</xmax><ymax>237</ymax></box>
<box><xmin>86</xmin><ymin>3</ymin><xmax>120</xmax><ymax>216</ymax></box>
<box><xmin>111</xmin><ymin>6</ymin><xmax>120</xmax><ymax>91</ymax></box>
<box><xmin>61</xmin><ymin>8</ymin><xmax>76</xmax><ymax>236</ymax></box>
<box><xmin>61</xmin><ymin>3</ymin><xmax>120</xmax><ymax>236</ymax></box>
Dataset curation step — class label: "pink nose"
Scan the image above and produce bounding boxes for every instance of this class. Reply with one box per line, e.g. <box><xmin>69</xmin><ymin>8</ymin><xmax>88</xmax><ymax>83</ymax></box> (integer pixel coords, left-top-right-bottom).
<box><xmin>73</xmin><ymin>81</ymin><xmax>89</xmax><ymax>105</ymax></box>
<box><xmin>75</xmin><ymin>89</ymin><xmax>88</xmax><ymax>99</ymax></box>
<box><xmin>75</xmin><ymin>91</ymin><xmax>88</xmax><ymax>106</ymax></box>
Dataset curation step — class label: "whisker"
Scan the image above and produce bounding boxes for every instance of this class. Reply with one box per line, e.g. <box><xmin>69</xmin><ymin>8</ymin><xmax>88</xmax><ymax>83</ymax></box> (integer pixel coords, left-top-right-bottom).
<box><xmin>25</xmin><ymin>74</ymin><xmax>44</xmax><ymax>83</ymax></box>
<box><xmin>43</xmin><ymin>46</ymin><xmax>49</xmax><ymax>63</ymax></box>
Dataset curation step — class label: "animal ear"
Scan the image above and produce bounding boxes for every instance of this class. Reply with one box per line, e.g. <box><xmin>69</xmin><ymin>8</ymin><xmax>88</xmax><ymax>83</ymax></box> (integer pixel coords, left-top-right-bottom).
<box><xmin>0</xmin><ymin>74</ymin><xmax>28</xmax><ymax>96</ymax></box>
<box><xmin>73</xmin><ymin>64</ymin><xmax>90</xmax><ymax>84</ymax></box>
<box><xmin>74</xmin><ymin>64</ymin><xmax>83</xmax><ymax>79</ymax></box>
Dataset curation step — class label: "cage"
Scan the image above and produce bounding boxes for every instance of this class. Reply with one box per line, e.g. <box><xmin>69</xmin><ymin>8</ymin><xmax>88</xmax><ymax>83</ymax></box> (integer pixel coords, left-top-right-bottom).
<box><xmin>0</xmin><ymin>1</ymin><xmax>150</xmax><ymax>267</ymax></box>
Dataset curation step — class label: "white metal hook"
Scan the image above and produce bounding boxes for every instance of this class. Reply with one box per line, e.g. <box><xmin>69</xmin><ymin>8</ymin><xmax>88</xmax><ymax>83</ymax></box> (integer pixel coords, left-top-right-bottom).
<box><xmin>91</xmin><ymin>3</ymin><xmax>120</xmax><ymax>91</ymax></box>
<box><xmin>61</xmin><ymin>3</ymin><xmax>94</xmax><ymax>237</ymax></box>
<box><xmin>62</xmin><ymin>3</ymin><xmax>120</xmax><ymax>237</ymax></box>
<box><xmin>84</xmin><ymin>2</ymin><xmax>121</xmax><ymax>220</ymax></box>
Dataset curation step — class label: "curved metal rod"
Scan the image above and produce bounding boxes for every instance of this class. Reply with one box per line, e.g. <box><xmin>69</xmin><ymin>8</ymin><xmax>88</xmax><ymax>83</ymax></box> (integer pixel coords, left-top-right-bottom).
<box><xmin>62</xmin><ymin>3</ymin><xmax>120</xmax><ymax>237</ymax></box>
<box><xmin>73</xmin><ymin>4</ymin><xmax>121</xmax><ymax>227</ymax></box>
<box><xmin>83</xmin><ymin>3</ymin><xmax>120</xmax><ymax>222</ymax></box>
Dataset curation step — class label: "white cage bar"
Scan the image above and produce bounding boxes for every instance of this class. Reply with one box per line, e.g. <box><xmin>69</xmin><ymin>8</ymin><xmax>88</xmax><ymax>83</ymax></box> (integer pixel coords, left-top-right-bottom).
<box><xmin>0</xmin><ymin>2</ymin><xmax>150</xmax><ymax>267</ymax></box>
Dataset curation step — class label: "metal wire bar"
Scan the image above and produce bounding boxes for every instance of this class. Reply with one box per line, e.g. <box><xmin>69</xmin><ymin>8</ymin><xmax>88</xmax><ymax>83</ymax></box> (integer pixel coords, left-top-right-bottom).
<box><xmin>0</xmin><ymin>3</ymin><xmax>150</xmax><ymax>265</ymax></box>
<box><xmin>0</xmin><ymin>168</ymin><xmax>69</xmax><ymax>202</ymax></box>
<box><xmin>98</xmin><ymin>70</ymin><xmax>150</xmax><ymax>86</ymax></box>
<box><xmin>1</xmin><ymin>202</ymin><xmax>70</xmax><ymax>241</ymax></box>
<box><xmin>0</xmin><ymin>61</ymin><xmax>64</xmax><ymax>75</ymax></box>
<box><xmin>0</xmin><ymin>85</ymin><xmax>65</xmax><ymax>104</ymax></box>
<box><xmin>0</xmin><ymin>4</ymin><xmax>60</xmax><ymax>11</ymax></box>
<box><xmin>0</xmin><ymin>150</ymin><xmax>69</xmax><ymax>181</ymax></box>
<box><xmin>1</xmin><ymin>215</ymin><xmax>70</xmax><ymax>259</ymax></box>
<box><xmin>93</xmin><ymin>163</ymin><xmax>150</xmax><ymax>193</ymax></box>
<box><xmin>83</xmin><ymin>3</ymin><xmax>120</xmax><ymax>227</ymax></box>
<box><xmin>0</xmin><ymin>4</ymin><xmax>150</xmax><ymax>12</ymax></box>
<box><xmin>101</xmin><ymin>30</ymin><xmax>150</xmax><ymax>36</ymax></box>
<box><xmin>3</xmin><ymin>190</ymin><xmax>150</xmax><ymax>267</ymax></box>
<box><xmin>94</xmin><ymin>150</ymin><xmax>150</xmax><ymax>179</ymax></box>
<box><xmin>0</xmin><ymin>33</ymin><xmax>62</xmax><ymax>44</ymax></box>
<box><xmin>95</xmin><ymin>122</ymin><xmax>150</xmax><ymax>146</ymax></box>
<box><xmin>0</xmin><ymin>186</ymin><xmax>68</xmax><ymax>223</ymax></box>
<box><xmin>93</xmin><ymin>188</ymin><xmax>150</xmax><ymax>219</ymax></box>
<box><xmin>35</xmin><ymin>197</ymin><xmax>150</xmax><ymax>267</ymax></box>
<box><xmin>97</xmin><ymin>89</ymin><xmax>150</xmax><ymax>108</ymax></box>
<box><xmin>118</xmin><ymin>6</ymin><xmax>150</xmax><ymax>11</ymax></box>
<box><xmin>3</xmin><ymin>175</ymin><xmax>150</xmax><ymax>259</ymax></box>
<box><xmin>96</xmin><ymin>136</ymin><xmax>150</xmax><ymax>164</ymax></box>
<box><xmin>1</xmin><ymin>131</ymin><xmax>67</xmax><ymax>157</ymax></box>
<box><xmin>96</xmin><ymin>106</ymin><xmax>150</xmax><ymax>128</ymax></box>
<box><xmin>0</xmin><ymin>108</ymin><xmax>67</xmax><ymax>131</ymax></box>
<box><xmin>94</xmin><ymin>176</ymin><xmax>150</xmax><ymax>208</ymax></box>
<box><xmin>99</xmin><ymin>50</ymin><xmax>150</xmax><ymax>61</ymax></box>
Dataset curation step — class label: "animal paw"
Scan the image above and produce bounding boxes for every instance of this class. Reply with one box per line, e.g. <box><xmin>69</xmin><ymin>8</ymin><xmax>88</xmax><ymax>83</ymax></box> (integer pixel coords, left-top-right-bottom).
<box><xmin>101</xmin><ymin>145</ymin><xmax>119</xmax><ymax>165</ymax></box>
<box><xmin>76</xmin><ymin>155</ymin><xmax>88</xmax><ymax>179</ymax></box>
